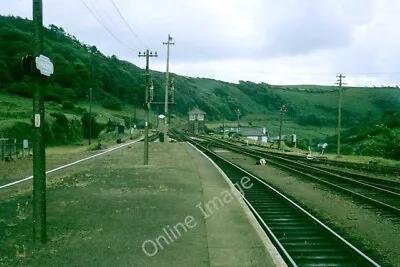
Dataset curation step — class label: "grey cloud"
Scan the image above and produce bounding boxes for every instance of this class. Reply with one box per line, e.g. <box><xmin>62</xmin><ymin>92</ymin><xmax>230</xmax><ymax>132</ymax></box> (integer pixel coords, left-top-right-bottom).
<box><xmin>257</xmin><ymin>0</ymin><xmax>376</xmax><ymax>58</ymax></box>
<box><xmin>1</xmin><ymin>0</ymin><xmax>400</xmax><ymax>86</ymax></box>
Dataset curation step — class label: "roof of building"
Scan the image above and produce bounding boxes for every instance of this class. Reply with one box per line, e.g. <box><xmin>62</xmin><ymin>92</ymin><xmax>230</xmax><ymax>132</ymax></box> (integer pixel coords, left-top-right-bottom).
<box><xmin>228</xmin><ymin>127</ymin><xmax>267</xmax><ymax>136</ymax></box>
<box><xmin>188</xmin><ymin>107</ymin><xmax>206</xmax><ymax>115</ymax></box>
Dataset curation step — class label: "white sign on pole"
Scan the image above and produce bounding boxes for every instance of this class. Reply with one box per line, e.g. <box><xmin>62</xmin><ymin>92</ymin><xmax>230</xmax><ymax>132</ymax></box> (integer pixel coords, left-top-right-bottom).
<box><xmin>35</xmin><ymin>55</ymin><xmax>54</xmax><ymax>76</ymax></box>
<box><xmin>35</xmin><ymin>114</ymin><xmax>40</xmax><ymax>127</ymax></box>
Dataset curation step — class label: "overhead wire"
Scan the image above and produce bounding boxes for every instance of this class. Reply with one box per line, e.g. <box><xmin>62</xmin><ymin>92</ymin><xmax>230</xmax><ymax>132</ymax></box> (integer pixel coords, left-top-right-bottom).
<box><xmin>109</xmin><ymin>0</ymin><xmax>148</xmax><ymax>50</ymax></box>
<box><xmin>79</xmin><ymin>0</ymin><xmax>137</xmax><ymax>53</ymax></box>
<box><xmin>90</xmin><ymin>0</ymin><xmax>141</xmax><ymax>51</ymax></box>
<box><xmin>90</xmin><ymin>1</ymin><xmax>118</xmax><ymax>29</ymax></box>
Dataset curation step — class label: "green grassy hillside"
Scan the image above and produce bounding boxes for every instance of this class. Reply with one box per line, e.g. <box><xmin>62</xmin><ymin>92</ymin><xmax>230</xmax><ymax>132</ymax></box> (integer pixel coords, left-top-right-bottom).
<box><xmin>0</xmin><ymin>92</ymin><xmax>156</xmax><ymax>145</ymax></box>
<box><xmin>1</xmin><ymin>15</ymin><xmax>399</xmax><ymax>158</ymax></box>
<box><xmin>1</xmin><ymin>14</ymin><xmax>398</xmax><ymax>125</ymax></box>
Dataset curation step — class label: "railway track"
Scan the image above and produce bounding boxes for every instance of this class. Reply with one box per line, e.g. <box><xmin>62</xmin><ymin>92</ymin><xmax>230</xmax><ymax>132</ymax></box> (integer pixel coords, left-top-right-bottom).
<box><xmin>226</xmin><ymin>138</ymin><xmax>400</xmax><ymax>176</ymax></box>
<box><xmin>169</xmin><ymin>131</ymin><xmax>382</xmax><ymax>266</ymax></box>
<box><xmin>303</xmin><ymin>164</ymin><xmax>400</xmax><ymax>194</ymax></box>
<box><xmin>200</xmin><ymin>136</ymin><xmax>400</xmax><ymax>217</ymax></box>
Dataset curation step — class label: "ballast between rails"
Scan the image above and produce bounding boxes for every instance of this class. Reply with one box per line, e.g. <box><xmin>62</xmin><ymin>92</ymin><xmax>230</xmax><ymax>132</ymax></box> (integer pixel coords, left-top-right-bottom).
<box><xmin>201</xmin><ymin>136</ymin><xmax>400</xmax><ymax>216</ymax></box>
<box><xmin>178</xmin><ymin>133</ymin><xmax>381</xmax><ymax>267</ymax></box>
<box><xmin>235</xmin><ymin>138</ymin><xmax>400</xmax><ymax>175</ymax></box>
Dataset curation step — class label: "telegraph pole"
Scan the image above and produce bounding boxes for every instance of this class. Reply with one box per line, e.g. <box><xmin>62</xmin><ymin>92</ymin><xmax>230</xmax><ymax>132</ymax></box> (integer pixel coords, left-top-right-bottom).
<box><xmin>89</xmin><ymin>87</ymin><xmax>92</xmax><ymax>145</ymax></box>
<box><xmin>133</xmin><ymin>94</ymin><xmax>137</xmax><ymax>121</ymax></box>
<box><xmin>278</xmin><ymin>105</ymin><xmax>287</xmax><ymax>149</ymax></box>
<box><xmin>236</xmin><ymin>109</ymin><xmax>240</xmax><ymax>134</ymax></box>
<box><xmin>163</xmin><ymin>34</ymin><xmax>174</xmax><ymax>143</ymax></box>
<box><xmin>138</xmin><ymin>50</ymin><xmax>157</xmax><ymax>165</ymax></box>
<box><xmin>32</xmin><ymin>0</ymin><xmax>46</xmax><ymax>244</ymax></box>
<box><xmin>335</xmin><ymin>74</ymin><xmax>346</xmax><ymax>157</ymax></box>
<box><xmin>89</xmin><ymin>52</ymin><xmax>95</xmax><ymax>146</ymax></box>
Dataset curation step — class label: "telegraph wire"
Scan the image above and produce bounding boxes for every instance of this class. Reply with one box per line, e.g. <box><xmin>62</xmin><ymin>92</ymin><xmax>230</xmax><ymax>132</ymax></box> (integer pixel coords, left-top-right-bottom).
<box><xmin>85</xmin><ymin>0</ymin><xmax>139</xmax><ymax>51</ymax></box>
<box><xmin>90</xmin><ymin>1</ymin><xmax>118</xmax><ymax>29</ymax></box>
<box><xmin>89</xmin><ymin>0</ymin><xmax>141</xmax><ymax>51</ymax></box>
<box><xmin>109</xmin><ymin>0</ymin><xmax>147</xmax><ymax>49</ymax></box>
<box><xmin>79</xmin><ymin>0</ymin><xmax>137</xmax><ymax>53</ymax></box>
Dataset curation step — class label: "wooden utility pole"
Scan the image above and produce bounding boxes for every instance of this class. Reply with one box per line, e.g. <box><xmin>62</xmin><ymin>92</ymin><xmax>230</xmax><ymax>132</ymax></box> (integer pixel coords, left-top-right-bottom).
<box><xmin>32</xmin><ymin>0</ymin><xmax>46</xmax><ymax>245</ymax></box>
<box><xmin>89</xmin><ymin>87</ymin><xmax>92</xmax><ymax>145</ymax></box>
<box><xmin>278</xmin><ymin>105</ymin><xmax>287</xmax><ymax>150</ymax></box>
<box><xmin>163</xmin><ymin>34</ymin><xmax>174</xmax><ymax>143</ymax></box>
<box><xmin>236</xmin><ymin>109</ymin><xmax>241</xmax><ymax>134</ymax></box>
<box><xmin>89</xmin><ymin>52</ymin><xmax>95</xmax><ymax>146</ymax></box>
<box><xmin>138</xmin><ymin>50</ymin><xmax>157</xmax><ymax>165</ymax></box>
<box><xmin>133</xmin><ymin>94</ymin><xmax>137</xmax><ymax>121</ymax></box>
<box><xmin>335</xmin><ymin>74</ymin><xmax>346</xmax><ymax>157</ymax></box>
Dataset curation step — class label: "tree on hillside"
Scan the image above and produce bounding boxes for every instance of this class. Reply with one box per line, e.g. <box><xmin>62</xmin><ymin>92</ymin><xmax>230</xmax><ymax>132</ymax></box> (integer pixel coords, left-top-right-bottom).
<box><xmin>81</xmin><ymin>112</ymin><xmax>101</xmax><ymax>139</ymax></box>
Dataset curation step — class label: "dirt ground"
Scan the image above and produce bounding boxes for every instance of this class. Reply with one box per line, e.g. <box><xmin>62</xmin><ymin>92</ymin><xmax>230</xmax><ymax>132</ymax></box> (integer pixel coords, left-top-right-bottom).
<box><xmin>0</xmin><ymin>138</ymin><xmax>142</xmax><ymax>199</ymax></box>
<box><xmin>0</xmin><ymin>142</ymin><xmax>277</xmax><ymax>267</ymax></box>
<box><xmin>216</xmin><ymin>150</ymin><xmax>400</xmax><ymax>267</ymax></box>
<box><xmin>0</xmin><ymin>146</ymin><xmax>98</xmax><ymax>184</ymax></box>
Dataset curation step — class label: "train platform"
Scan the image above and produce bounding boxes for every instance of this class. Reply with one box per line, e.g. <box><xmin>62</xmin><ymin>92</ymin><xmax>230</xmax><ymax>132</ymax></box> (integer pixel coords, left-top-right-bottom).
<box><xmin>0</xmin><ymin>141</ymin><xmax>285</xmax><ymax>266</ymax></box>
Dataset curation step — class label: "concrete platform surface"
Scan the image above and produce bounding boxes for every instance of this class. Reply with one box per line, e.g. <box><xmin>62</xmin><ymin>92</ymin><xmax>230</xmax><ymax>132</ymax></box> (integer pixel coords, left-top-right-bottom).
<box><xmin>0</xmin><ymin>142</ymin><xmax>283</xmax><ymax>267</ymax></box>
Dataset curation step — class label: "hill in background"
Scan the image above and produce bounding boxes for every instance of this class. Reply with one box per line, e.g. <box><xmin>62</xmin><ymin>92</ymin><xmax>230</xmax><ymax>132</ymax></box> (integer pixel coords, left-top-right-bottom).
<box><xmin>1</xmin><ymin>15</ymin><xmax>400</xmax><ymax>158</ymax></box>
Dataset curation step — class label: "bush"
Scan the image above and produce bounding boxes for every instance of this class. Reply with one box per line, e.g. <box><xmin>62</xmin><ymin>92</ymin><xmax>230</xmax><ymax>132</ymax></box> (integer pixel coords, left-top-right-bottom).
<box><xmin>0</xmin><ymin>121</ymin><xmax>31</xmax><ymax>142</ymax></box>
<box><xmin>49</xmin><ymin>112</ymin><xmax>69</xmax><ymax>144</ymax></box>
<box><xmin>74</xmin><ymin>106</ymin><xmax>86</xmax><ymax>114</ymax></box>
<box><xmin>7</xmin><ymin>82</ymin><xmax>32</xmax><ymax>98</ymax></box>
<box><xmin>44</xmin><ymin>85</ymin><xmax>77</xmax><ymax>103</ymax></box>
<box><xmin>340</xmin><ymin>144</ymin><xmax>354</xmax><ymax>155</ymax></box>
<box><xmin>204</xmin><ymin>126</ymin><xmax>215</xmax><ymax>134</ymax></box>
<box><xmin>296</xmin><ymin>139</ymin><xmax>309</xmax><ymax>150</ymax></box>
<box><xmin>284</xmin><ymin>140</ymin><xmax>294</xmax><ymax>148</ymax></box>
<box><xmin>62</xmin><ymin>100</ymin><xmax>74</xmax><ymax>110</ymax></box>
<box><xmin>81</xmin><ymin>111</ymin><xmax>103</xmax><ymax>139</ymax></box>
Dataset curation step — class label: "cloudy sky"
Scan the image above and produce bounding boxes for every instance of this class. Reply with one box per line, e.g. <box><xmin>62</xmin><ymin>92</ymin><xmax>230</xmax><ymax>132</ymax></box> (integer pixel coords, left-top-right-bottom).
<box><xmin>1</xmin><ymin>0</ymin><xmax>400</xmax><ymax>86</ymax></box>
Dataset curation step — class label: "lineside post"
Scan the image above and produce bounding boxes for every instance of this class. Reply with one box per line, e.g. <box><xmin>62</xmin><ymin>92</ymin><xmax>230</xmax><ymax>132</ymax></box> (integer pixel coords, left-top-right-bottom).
<box><xmin>32</xmin><ymin>0</ymin><xmax>46</xmax><ymax>245</ymax></box>
<box><xmin>138</xmin><ymin>50</ymin><xmax>157</xmax><ymax>165</ymax></box>
<box><xmin>335</xmin><ymin>74</ymin><xmax>346</xmax><ymax>157</ymax></box>
<box><xmin>163</xmin><ymin>34</ymin><xmax>174</xmax><ymax>143</ymax></box>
